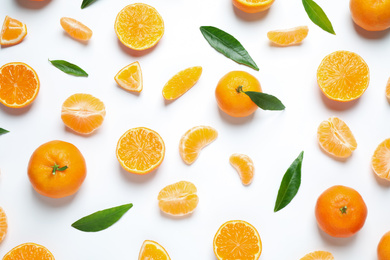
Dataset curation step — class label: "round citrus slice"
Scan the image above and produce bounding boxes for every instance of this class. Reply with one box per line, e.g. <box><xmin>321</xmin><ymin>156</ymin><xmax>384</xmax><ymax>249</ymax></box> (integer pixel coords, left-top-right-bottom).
<box><xmin>60</xmin><ymin>17</ymin><xmax>92</xmax><ymax>41</ymax></box>
<box><xmin>0</xmin><ymin>62</ymin><xmax>39</xmax><ymax>108</ymax></box>
<box><xmin>213</xmin><ymin>220</ymin><xmax>262</xmax><ymax>260</ymax></box>
<box><xmin>317</xmin><ymin>50</ymin><xmax>369</xmax><ymax>102</ymax></box>
<box><xmin>158</xmin><ymin>181</ymin><xmax>198</xmax><ymax>216</ymax></box>
<box><xmin>61</xmin><ymin>93</ymin><xmax>106</xmax><ymax>135</ymax></box>
<box><xmin>372</xmin><ymin>138</ymin><xmax>390</xmax><ymax>181</ymax></box>
<box><xmin>162</xmin><ymin>66</ymin><xmax>202</xmax><ymax>100</ymax></box>
<box><xmin>0</xmin><ymin>16</ymin><xmax>27</xmax><ymax>46</ymax></box>
<box><xmin>317</xmin><ymin>117</ymin><xmax>357</xmax><ymax>159</ymax></box>
<box><xmin>116</xmin><ymin>127</ymin><xmax>165</xmax><ymax>174</ymax></box>
<box><xmin>3</xmin><ymin>243</ymin><xmax>55</xmax><ymax>260</ymax></box>
<box><xmin>138</xmin><ymin>240</ymin><xmax>171</xmax><ymax>260</ymax></box>
<box><xmin>230</xmin><ymin>153</ymin><xmax>254</xmax><ymax>185</ymax></box>
<box><xmin>115</xmin><ymin>3</ymin><xmax>164</xmax><ymax>50</ymax></box>
<box><xmin>0</xmin><ymin>207</ymin><xmax>7</xmax><ymax>243</ymax></box>
<box><xmin>386</xmin><ymin>77</ymin><xmax>390</xmax><ymax>101</ymax></box>
<box><xmin>114</xmin><ymin>61</ymin><xmax>143</xmax><ymax>93</ymax></box>
<box><xmin>300</xmin><ymin>250</ymin><xmax>334</xmax><ymax>260</ymax></box>
<box><xmin>267</xmin><ymin>26</ymin><xmax>309</xmax><ymax>46</ymax></box>
<box><xmin>232</xmin><ymin>0</ymin><xmax>275</xmax><ymax>13</ymax></box>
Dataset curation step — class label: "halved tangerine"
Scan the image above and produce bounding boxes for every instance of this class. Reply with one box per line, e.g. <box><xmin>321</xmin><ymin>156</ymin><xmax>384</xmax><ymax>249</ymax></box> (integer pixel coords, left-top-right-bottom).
<box><xmin>158</xmin><ymin>181</ymin><xmax>198</xmax><ymax>216</ymax></box>
<box><xmin>300</xmin><ymin>250</ymin><xmax>334</xmax><ymax>260</ymax></box>
<box><xmin>3</xmin><ymin>243</ymin><xmax>55</xmax><ymax>260</ymax></box>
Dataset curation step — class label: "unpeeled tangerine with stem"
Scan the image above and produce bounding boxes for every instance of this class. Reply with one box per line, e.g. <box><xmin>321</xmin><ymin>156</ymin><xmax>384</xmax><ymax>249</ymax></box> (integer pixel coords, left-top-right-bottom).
<box><xmin>229</xmin><ymin>153</ymin><xmax>254</xmax><ymax>185</ymax></box>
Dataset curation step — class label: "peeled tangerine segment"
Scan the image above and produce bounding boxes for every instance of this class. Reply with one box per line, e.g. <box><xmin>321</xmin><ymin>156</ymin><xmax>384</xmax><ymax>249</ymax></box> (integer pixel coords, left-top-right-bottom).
<box><xmin>229</xmin><ymin>153</ymin><xmax>254</xmax><ymax>185</ymax></box>
<box><xmin>60</xmin><ymin>17</ymin><xmax>92</xmax><ymax>41</ymax></box>
<box><xmin>115</xmin><ymin>61</ymin><xmax>143</xmax><ymax>93</ymax></box>
<box><xmin>372</xmin><ymin>138</ymin><xmax>390</xmax><ymax>181</ymax></box>
<box><xmin>267</xmin><ymin>26</ymin><xmax>308</xmax><ymax>46</ymax></box>
<box><xmin>386</xmin><ymin>77</ymin><xmax>390</xmax><ymax>101</ymax></box>
<box><xmin>300</xmin><ymin>250</ymin><xmax>334</xmax><ymax>260</ymax></box>
<box><xmin>162</xmin><ymin>66</ymin><xmax>202</xmax><ymax>100</ymax></box>
<box><xmin>138</xmin><ymin>240</ymin><xmax>171</xmax><ymax>260</ymax></box>
<box><xmin>179</xmin><ymin>126</ymin><xmax>218</xmax><ymax>164</ymax></box>
<box><xmin>0</xmin><ymin>207</ymin><xmax>7</xmax><ymax>243</ymax></box>
<box><xmin>317</xmin><ymin>117</ymin><xmax>357</xmax><ymax>159</ymax></box>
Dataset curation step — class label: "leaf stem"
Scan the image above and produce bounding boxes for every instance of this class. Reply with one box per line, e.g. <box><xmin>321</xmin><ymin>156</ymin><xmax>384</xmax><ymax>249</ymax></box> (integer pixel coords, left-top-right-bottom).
<box><xmin>236</xmin><ymin>85</ymin><xmax>244</xmax><ymax>94</ymax></box>
<box><xmin>51</xmin><ymin>164</ymin><xmax>68</xmax><ymax>175</ymax></box>
<box><xmin>340</xmin><ymin>206</ymin><xmax>347</xmax><ymax>214</ymax></box>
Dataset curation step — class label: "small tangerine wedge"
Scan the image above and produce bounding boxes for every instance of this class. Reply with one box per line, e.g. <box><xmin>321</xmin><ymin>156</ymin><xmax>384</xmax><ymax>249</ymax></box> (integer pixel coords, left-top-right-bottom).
<box><xmin>300</xmin><ymin>251</ymin><xmax>334</xmax><ymax>260</ymax></box>
<box><xmin>385</xmin><ymin>78</ymin><xmax>390</xmax><ymax>101</ymax></box>
<box><xmin>372</xmin><ymin>138</ymin><xmax>390</xmax><ymax>181</ymax></box>
<box><xmin>267</xmin><ymin>26</ymin><xmax>309</xmax><ymax>46</ymax></box>
<box><xmin>115</xmin><ymin>61</ymin><xmax>143</xmax><ymax>93</ymax></box>
<box><xmin>317</xmin><ymin>117</ymin><xmax>357</xmax><ymax>159</ymax></box>
<box><xmin>0</xmin><ymin>62</ymin><xmax>39</xmax><ymax>108</ymax></box>
<box><xmin>317</xmin><ymin>50</ymin><xmax>369</xmax><ymax>102</ymax></box>
<box><xmin>60</xmin><ymin>17</ymin><xmax>92</xmax><ymax>41</ymax></box>
<box><xmin>115</xmin><ymin>3</ymin><xmax>164</xmax><ymax>50</ymax></box>
<box><xmin>162</xmin><ymin>66</ymin><xmax>202</xmax><ymax>100</ymax></box>
<box><xmin>3</xmin><ymin>243</ymin><xmax>55</xmax><ymax>260</ymax></box>
<box><xmin>116</xmin><ymin>127</ymin><xmax>165</xmax><ymax>174</ymax></box>
<box><xmin>378</xmin><ymin>231</ymin><xmax>390</xmax><ymax>260</ymax></box>
<box><xmin>158</xmin><ymin>181</ymin><xmax>198</xmax><ymax>216</ymax></box>
<box><xmin>0</xmin><ymin>207</ymin><xmax>7</xmax><ymax>243</ymax></box>
<box><xmin>0</xmin><ymin>16</ymin><xmax>27</xmax><ymax>46</ymax></box>
<box><xmin>138</xmin><ymin>240</ymin><xmax>171</xmax><ymax>260</ymax></box>
<box><xmin>61</xmin><ymin>93</ymin><xmax>106</xmax><ymax>135</ymax></box>
<box><xmin>232</xmin><ymin>0</ymin><xmax>275</xmax><ymax>13</ymax></box>
<box><xmin>213</xmin><ymin>220</ymin><xmax>262</xmax><ymax>260</ymax></box>
<box><xmin>179</xmin><ymin>126</ymin><xmax>218</xmax><ymax>165</ymax></box>
<box><xmin>229</xmin><ymin>153</ymin><xmax>254</xmax><ymax>185</ymax></box>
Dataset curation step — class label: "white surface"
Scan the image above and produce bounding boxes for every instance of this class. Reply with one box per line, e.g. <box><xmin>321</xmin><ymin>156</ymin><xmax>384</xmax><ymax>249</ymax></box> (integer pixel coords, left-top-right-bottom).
<box><xmin>1</xmin><ymin>0</ymin><xmax>390</xmax><ymax>259</ymax></box>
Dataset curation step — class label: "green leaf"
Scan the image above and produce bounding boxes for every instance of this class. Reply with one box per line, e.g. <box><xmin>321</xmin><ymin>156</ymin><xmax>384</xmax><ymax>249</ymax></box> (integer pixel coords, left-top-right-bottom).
<box><xmin>49</xmin><ymin>60</ymin><xmax>88</xmax><ymax>77</ymax></box>
<box><xmin>302</xmin><ymin>0</ymin><xmax>335</xmax><ymax>35</ymax></box>
<box><xmin>81</xmin><ymin>0</ymin><xmax>97</xmax><ymax>9</ymax></box>
<box><xmin>71</xmin><ymin>203</ymin><xmax>133</xmax><ymax>232</ymax></box>
<box><xmin>0</xmin><ymin>128</ymin><xmax>9</xmax><ymax>135</ymax></box>
<box><xmin>200</xmin><ymin>26</ymin><xmax>259</xmax><ymax>71</ymax></box>
<box><xmin>243</xmin><ymin>90</ymin><xmax>285</xmax><ymax>111</ymax></box>
<box><xmin>274</xmin><ymin>151</ymin><xmax>304</xmax><ymax>212</ymax></box>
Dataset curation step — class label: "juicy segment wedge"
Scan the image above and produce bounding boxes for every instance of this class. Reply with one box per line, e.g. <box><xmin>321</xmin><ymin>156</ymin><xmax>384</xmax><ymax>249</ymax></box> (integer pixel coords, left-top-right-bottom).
<box><xmin>300</xmin><ymin>250</ymin><xmax>335</xmax><ymax>260</ymax></box>
<box><xmin>3</xmin><ymin>243</ymin><xmax>55</xmax><ymax>260</ymax></box>
<box><xmin>230</xmin><ymin>153</ymin><xmax>254</xmax><ymax>185</ymax></box>
<box><xmin>0</xmin><ymin>16</ymin><xmax>27</xmax><ymax>46</ymax></box>
<box><xmin>267</xmin><ymin>26</ymin><xmax>308</xmax><ymax>46</ymax></box>
<box><xmin>233</xmin><ymin>0</ymin><xmax>275</xmax><ymax>13</ymax></box>
<box><xmin>372</xmin><ymin>138</ymin><xmax>390</xmax><ymax>181</ymax></box>
<box><xmin>115</xmin><ymin>61</ymin><xmax>143</xmax><ymax>93</ymax></box>
<box><xmin>0</xmin><ymin>207</ymin><xmax>7</xmax><ymax>243</ymax></box>
<box><xmin>116</xmin><ymin>127</ymin><xmax>165</xmax><ymax>174</ymax></box>
<box><xmin>213</xmin><ymin>220</ymin><xmax>262</xmax><ymax>260</ymax></box>
<box><xmin>158</xmin><ymin>181</ymin><xmax>199</xmax><ymax>216</ymax></box>
<box><xmin>179</xmin><ymin>126</ymin><xmax>218</xmax><ymax>165</ymax></box>
<box><xmin>162</xmin><ymin>66</ymin><xmax>202</xmax><ymax>100</ymax></box>
<box><xmin>138</xmin><ymin>240</ymin><xmax>171</xmax><ymax>260</ymax></box>
<box><xmin>60</xmin><ymin>17</ymin><xmax>92</xmax><ymax>41</ymax></box>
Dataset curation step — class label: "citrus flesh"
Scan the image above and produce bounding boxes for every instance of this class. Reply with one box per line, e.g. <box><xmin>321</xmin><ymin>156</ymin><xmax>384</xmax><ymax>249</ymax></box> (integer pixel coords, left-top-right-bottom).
<box><xmin>115</xmin><ymin>61</ymin><xmax>143</xmax><ymax>93</ymax></box>
<box><xmin>300</xmin><ymin>251</ymin><xmax>334</xmax><ymax>260</ymax></box>
<box><xmin>267</xmin><ymin>26</ymin><xmax>309</xmax><ymax>46</ymax></box>
<box><xmin>372</xmin><ymin>138</ymin><xmax>390</xmax><ymax>181</ymax></box>
<box><xmin>0</xmin><ymin>16</ymin><xmax>27</xmax><ymax>46</ymax></box>
<box><xmin>233</xmin><ymin>0</ymin><xmax>275</xmax><ymax>13</ymax></box>
<box><xmin>3</xmin><ymin>243</ymin><xmax>55</xmax><ymax>260</ymax></box>
<box><xmin>162</xmin><ymin>66</ymin><xmax>202</xmax><ymax>100</ymax></box>
<box><xmin>60</xmin><ymin>17</ymin><xmax>92</xmax><ymax>41</ymax></box>
<box><xmin>229</xmin><ymin>153</ymin><xmax>254</xmax><ymax>185</ymax></box>
<box><xmin>138</xmin><ymin>240</ymin><xmax>171</xmax><ymax>260</ymax></box>
<box><xmin>0</xmin><ymin>207</ymin><xmax>7</xmax><ymax>243</ymax></box>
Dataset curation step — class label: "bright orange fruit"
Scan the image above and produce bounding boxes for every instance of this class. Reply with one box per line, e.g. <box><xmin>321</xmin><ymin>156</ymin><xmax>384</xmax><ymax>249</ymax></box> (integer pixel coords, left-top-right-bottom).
<box><xmin>267</xmin><ymin>26</ymin><xmax>309</xmax><ymax>46</ymax></box>
<box><xmin>179</xmin><ymin>126</ymin><xmax>218</xmax><ymax>165</ymax></box>
<box><xmin>162</xmin><ymin>66</ymin><xmax>202</xmax><ymax>100</ymax></box>
<box><xmin>378</xmin><ymin>231</ymin><xmax>390</xmax><ymax>260</ymax></box>
<box><xmin>60</xmin><ymin>17</ymin><xmax>92</xmax><ymax>41</ymax></box>
<box><xmin>385</xmin><ymin>77</ymin><xmax>390</xmax><ymax>101</ymax></box>
<box><xmin>115</xmin><ymin>61</ymin><xmax>143</xmax><ymax>93</ymax></box>
<box><xmin>213</xmin><ymin>220</ymin><xmax>262</xmax><ymax>260</ymax></box>
<box><xmin>138</xmin><ymin>240</ymin><xmax>171</xmax><ymax>260</ymax></box>
<box><xmin>229</xmin><ymin>153</ymin><xmax>254</xmax><ymax>185</ymax></box>
<box><xmin>300</xmin><ymin>251</ymin><xmax>334</xmax><ymax>260</ymax></box>
<box><xmin>372</xmin><ymin>138</ymin><xmax>390</xmax><ymax>181</ymax></box>
<box><xmin>0</xmin><ymin>62</ymin><xmax>39</xmax><ymax>108</ymax></box>
<box><xmin>115</xmin><ymin>3</ymin><xmax>164</xmax><ymax>50</ymax></box>
<box><xmin>61</xmin><ymin>93</ymin><xmax>106</xmax><ymax>135</ymax></box>
<box><xmin>317</xmin><ymin>117</ymin><xmax>357</xmax><ymax>159</ymax></box>
<box><xmin>0</xmin><ymin>16</ymin><xmax>27</xmax><ymax>46</ymax></box>
<box><xmin>3</xmin><ymin>243</ymin><xmax>55</xmax><ymax>260</ymax></box>
<box><xmin>350</xmin><ymin>0</ymin><xmax>390</xmax><ymax>31</ymax></box>
<box><xmin>232</xmin><ymin>0</ymin><xmax>275</xmax><ymax>13</ymax></box>
<box><xmin>158</xmin><ymin>181</ymin><xmax>198</xmax><ymax>216</ymax></box>
<box><xmin>317</xmin><ymin>51</ymin><xmax>369</xmax><ymax>102</ymax></box>
<box><xmin>0</xmin><ymin>207</ymin><xmax>7</xmax><ymax>243</ymax></box>
<box><xmin>116</xmin><ymin>127</ymin><xmax>165</xmax><ymax>174</ymax></box>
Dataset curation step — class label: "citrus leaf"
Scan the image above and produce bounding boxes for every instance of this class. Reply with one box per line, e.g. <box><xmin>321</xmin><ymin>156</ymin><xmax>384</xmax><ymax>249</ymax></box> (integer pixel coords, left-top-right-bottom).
<box><xmin>71</xmin><ymin>203</ymin><xmax>133</xmax><ymax>232</ymax></box>
<box><xmin>200</xmin><ymin>26</ymin><xmax>259</xmax><ymax>71</ymax></box>
<box><xmin>302</xmin><ymin>0</ymin><xmax>335</xmax><ymax>35</ymax></box>
<box><xmin>81</xmin><ymin>0</ymin><xmax>97</xmax><ymax>9</ymax></box>
<box><xmin>274</xmin><ymin>151</ymin><xmax>304</xmax><ymax>212</ymax></box>
<box><xmin>49</xmin><ymin>60</ymin><xmax>88</xmax><ymax>77</ymax></box>
<box><xmin>244</xmin><ymin>91</ymin><xmax>285</xmax><ymax>111</ymax></box>
<box><xmin>0</xmin><ymin>128</ymin><xmax>9</xmax><ymax>135</ymax></box>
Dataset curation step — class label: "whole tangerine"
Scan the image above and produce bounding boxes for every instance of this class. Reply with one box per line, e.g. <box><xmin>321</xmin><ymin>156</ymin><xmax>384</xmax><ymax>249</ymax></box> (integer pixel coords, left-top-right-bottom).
<box><xmin>215</xmin><ymin>71</ymin><xmax>262</xmax><ymax>117</ymax></box>
<box><xmin>378</xmin><ymin>231</ymin><xmax>390</xmax><ymax>260</ymax></box>
<box><xmin>350</xmin><ymin>0</ymin><xmax>390</xmax><ymax>31</ymax></box>
<box><xmin>28</xmin><ymin>140</ymin><xmax>86</xmax><ymax>198</ymax></box>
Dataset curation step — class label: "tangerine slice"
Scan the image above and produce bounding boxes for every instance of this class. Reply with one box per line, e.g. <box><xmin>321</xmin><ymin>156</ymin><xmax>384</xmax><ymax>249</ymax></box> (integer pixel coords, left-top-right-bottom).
<box><xmin>114</xmin><ymin>61</ymin><xmax>143</xmax><ymax>93</ymax></box>
<box><xmin>179</xmin><ymin>126</ymin><xmax>218</xmax><ymax>165</ymax></box>
<box><xmin>267</xmin><ymin>26</ymin><xmax>309</xmax><ymax>46</ymax></box>
<box><xmin>162</xmin><ymin>66</ymin><xmax>202</xmax><ymax>100</ymax></box>
<box><xmin>386</xmin><ymin>77</ymin><xmax>390</xmax><ymax>101</ymax></box>
<box><xmin>138</xmin><ymin>240</ymin><xmax>171</xmax><ymax>260</ymax></box>
<box><xmin>60</xmin><ymin>17</ymin><xmax>92</xmax><ymax>41</ymax></box>
<box><xmin>0</xmin><ymin>207</ymin><xmax>7</xmax><ymax>243</ymax></box>
<box><xmin>3</xmin><ymin>243</ymin><xmax>55</xmax><ymax>260</ymax></box>
<box><xmin>213</xmin><ymin>220</ymin><xmax>262</xmax><ymax>260</ymax></box>
<box><xmin>232</xmin><ymin>0</ymin><xmax>275</xmax><ymax>13</ymax></box>
<box><xmin>158</xmin><ymin>181</ymin><xmax>199</xmax><ymax>216</ymax></box>
<box><xmin>116</xmin><ymin>127</ymin><xmax>165</xmax><ymax>174</ymax></box>
<box><xmin>0</xmin><ymin>16</ymin><xmax>27</xmax><ymax>46</ymax></box>
<box><xmin>0</xmin><ymin>62</ymin><xmax>39</xmax><ymax>108</ymax></box>
<box><xmin>230</xmin><ymin>153</ymin><xmax>254</xmax><ymax>185</ymax></box>
<box><xmin>300</xmin><ymin>250</ymin><xmax>334</xmax><ymax>260</ymax></box>
<box><xmin>372</xmin><ymin>138</ymin><xmax>390</xmax><ymax>181</ymax></box>
<box><xmin>317</xmin><ymin>117</ymin><xmax>357</xmax><ymax>159</ymax></box>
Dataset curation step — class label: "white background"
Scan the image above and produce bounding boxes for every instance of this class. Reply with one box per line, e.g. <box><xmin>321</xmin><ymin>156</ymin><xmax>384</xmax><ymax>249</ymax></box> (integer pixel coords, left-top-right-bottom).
<box><xmin>1</xmin><ymin>0</ymin><xmax>390</xmax><ymax>259</ymax></box>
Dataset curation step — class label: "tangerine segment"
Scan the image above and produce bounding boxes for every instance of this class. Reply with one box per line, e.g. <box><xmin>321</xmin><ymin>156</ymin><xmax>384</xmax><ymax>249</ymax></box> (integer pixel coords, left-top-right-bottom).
<box><xmin>0</xmin><ymin>207</ymin><xmax>7</xmax><ymax>243</ymax></box>
<box><xmin>229</xmin><ymin>154</ymin><xmax>254</xmax><ymax>185</ymax></box>
<box><xmin>372</xmin><ymin>138</ymin><xmax>390</xmax><ymax>181</ymax></box>
<box><xmin>0</xmin><ymin>62</ymin><xmax>39</xmax><ymax>108</ymax></box>
<box><xmin>0</xmin><ymin>16</ymin><xmax>27</xmax><ymax>46</ymax></box>
<box><xmin>267</xmin><ymin>26</ymin><xmax>309</xmax><ymax>46</ymax></box>
<box><xmin>179</xmin><ymin>126</ymin><xmax>218</xmax><ymax>165</ymax></box>
<box><xmin>213</xmin><ymin>220</ymin><xmax>262</xmax><ymax>260</ymax></box>
<box><xmin>300</xmin><ymin>251</ymin><xmax>334</xmax><ymax>260</ymax></box>
<box><xmin>115</xmin><ymin>3</ymin><xmax>164</xmax><ymax>50</ymax></box>
<box><xmin>3</xmin><ymin>243</ymin><xmax>55</xmax><ymax>260</ymax></box>
<box><xmin>386</xmin><ymin>78</ymin><xmax>390</xmax><ymax>101</ymax></box>
<box><xmin>162</xmin><ymin>66</ymin><xmax>202</xmax><ymax>100</ymax></box>
<box><xmin>158</xmin><ymin>181</ymin><xmax>198</xmax><ymax>216</ymax></box>
<box><xmin>114</xmin><ymin>61</ymin><xmax>143</xmax><ymax>93</ymax></box>
<box><xmin>317</xmin><ymin>51</ymin><xmax>369</xmax><ymax>102</ymax></box>
<box><xmin>61</xmin><ymin>93</ymin><xmax>106</xmax><ymax>135</ymax></box>
<box><xmin>317</xmin><ymin>117</ymin><xmax>357</xmax><ymax>159</ymax></box>
<box><xmin>116</xmin><ymin>127</ymin><xmax>165</xmax><ymax>174</ymax></box>
<box><xmin>233</xmin><ymin>0</ymin><xmax>275</xmax><ymax>13</ymax></box>
<box><xmin>138</xmin><ymin>240</ymin><xmax>171</xmax><ymax>260</ymax></box>
<box><xmin>60</xmin><ymin>17</ymin><xmax>92</xmax><ymax>41</ymax></box>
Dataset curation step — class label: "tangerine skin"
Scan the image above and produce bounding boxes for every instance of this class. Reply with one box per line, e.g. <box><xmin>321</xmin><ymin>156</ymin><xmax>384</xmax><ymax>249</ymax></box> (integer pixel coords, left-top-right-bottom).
<box><xmin>350</xmin><ymin>0</ymin><xmax>390</xmax><ymax>31</ymax></box>
<box><xmin>378</xmin><ymin>231</ymin><xmax>390</xmax><ymax>260</ymax></box>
